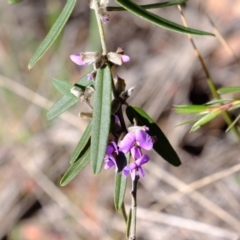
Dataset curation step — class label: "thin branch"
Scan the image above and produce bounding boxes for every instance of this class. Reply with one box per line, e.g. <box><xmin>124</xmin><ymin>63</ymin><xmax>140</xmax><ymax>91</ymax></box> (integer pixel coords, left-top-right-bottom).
<box><xmin>129</xmin><ymin>176</ymin><xmax>139</xmax><ymax>240</ymax></box>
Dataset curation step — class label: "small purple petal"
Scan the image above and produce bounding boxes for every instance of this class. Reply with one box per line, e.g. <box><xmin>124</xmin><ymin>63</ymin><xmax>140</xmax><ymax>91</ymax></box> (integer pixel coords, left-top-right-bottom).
<box><xmin>114</xmin><ymin>114</ymin><xmax>121</xmax><ymax>126</ymax></box>
<box><xmin>104</xmin><ymin>158</ymin><xmax>115</xmax><ymax>169</ymax></box>
<box><xmin>135</xmin><ymin>154</ymin><xmax>150</xmax><ymax>166</ymax></box>
<box><xmin>136</xmin><ymin>155</ymin><xmax>150</xmax><ymax>177</ymax></box>
<box><xmin>102</xmin><ymin>16</ymin><xmax>110</xmax><ymax>23</ymax></box>
<box><xmin>122</xmin><ymin>165</ymin><xmax>130</xmax><ymax>177</ymax></box>
<box><xmin>112</xmin><ymin>141</ymin><xmax>119</xmax><ymax>155</ymax></box>
<box><xmin>87</xmin><ymin>73</ymin><xmax>94</xmax><ymax>81</ymax></box>
<box><xmin>106</xmin><ymin>141</ymin><xmax>118</xmax><ymax>155</ymax></box>
<box><xmin>118</xmin><ymin>132</ymin><xmax>136</xmax><ymax>153</ymax></box>
<box><xmin>135</xmin><ymin>130</ymin><xmax>153</xmax><ymax>151</ymax></box>
<box><xmin>131</xmin><ymin>146</ymin><xmax>142</xmax><ymax>159</ymax></box>
<box><xmin>70</xmin><ymin>54</ymin><xmax>89</xmax><ymax>66</ymax></box>
<box><xmin>121</xmin><ymin>55</ymin><xmax>130</xmax><ymax>63</ymax></box>
<box><xmin>122</xmin><ymin>162</ymin><xmax>136</xmax><ymax>177</ymax></box>
<box><xmin>104</xmin><ymin>156</ymin><xmax>118</xmax><ymax>172</ymax></box>
<box><xmin>138</xmin><ymin>166</ymin><xmax>145</xmax><ymax>178</ymax></box>
<box><xmin>106</xmin><ymin>144</ymin><xmax>115</xmax><ymax>156</ymax></box>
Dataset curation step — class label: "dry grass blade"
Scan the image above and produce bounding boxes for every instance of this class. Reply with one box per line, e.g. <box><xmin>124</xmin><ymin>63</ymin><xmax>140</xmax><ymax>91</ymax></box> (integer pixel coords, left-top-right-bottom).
<box><xmin>147</xmin><ymin>162</ymin><xmax>240</xmax><ymax>231</ymax></box>
<box><xmin>152</xmin><ymin>162</ymin><xmax>240</xmax><ymax>211</ymax></box>
<box><xmin>14</xmin><ymin>151</ymin><xmax>102</xmax><ymax>235</ymax></box>
<box><xmin>137</xmin><ymin>207</ymin><xmax>239</xmax><ymax>239</ymax></box>
<box><xmin>0</xmin><ymin>74</ymin><xmax>84</xmax><ymax>130</ymax></box>
<box><xmin>207</xmin><ymin>15</ymin><xmax>240</xmax><ymax>66</ymax></box>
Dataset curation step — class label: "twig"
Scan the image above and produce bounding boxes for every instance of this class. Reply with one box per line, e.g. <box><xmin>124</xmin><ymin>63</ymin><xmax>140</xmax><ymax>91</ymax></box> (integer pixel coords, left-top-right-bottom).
<box><xmin>129</xmin><ymin>175</ymin><xmax>139</xmax><ymax>240</ymax></box>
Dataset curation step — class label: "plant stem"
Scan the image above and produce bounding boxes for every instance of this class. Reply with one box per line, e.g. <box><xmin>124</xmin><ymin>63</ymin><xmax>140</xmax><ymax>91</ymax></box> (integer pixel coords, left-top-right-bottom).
<box><xmin>129</xmin><ymin>175</ymin><xmax>139</xmax><ymax>240</ymax></box>
<box><xmin>92</xmin><ymin>0</ymin><xmax>107</xmax><ymax>54</ymax></box>
<box><xmin>178</xmin><ymin>5</ymin><xmax>240</xmax><ymax>144</ymax></box>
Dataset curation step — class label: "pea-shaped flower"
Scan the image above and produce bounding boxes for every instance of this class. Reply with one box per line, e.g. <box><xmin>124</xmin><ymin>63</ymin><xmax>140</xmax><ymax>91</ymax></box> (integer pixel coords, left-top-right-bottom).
<box><xmin>122</xmin><ymin>154</ymin><xmax>150</xmax><ymax>180</ymax></box>
<box><xmin>118</xmin><ymin>129</ymin><xmax>153</xmax><ymax>159</ymax></box>
<box><xmin>70</xmin><ymin>48</ymin><xmax>130</xmax><ymax>81</ymax></box>
<box><xmin>104</xmin><ymin>141</ymin><xmax>118</xmax><ymax>172</ymax></box>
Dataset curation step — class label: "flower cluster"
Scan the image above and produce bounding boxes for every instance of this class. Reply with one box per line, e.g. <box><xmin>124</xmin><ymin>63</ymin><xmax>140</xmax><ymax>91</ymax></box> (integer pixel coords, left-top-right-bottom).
<box><xmin>70</xmin><ymin>47</ymin><xmax>130</xmax><ymax>81</ymax></box>
<box><xmin>104</xmin><ymin>126</ymin><xmax>154</xmax><ymax>180</ymax></box>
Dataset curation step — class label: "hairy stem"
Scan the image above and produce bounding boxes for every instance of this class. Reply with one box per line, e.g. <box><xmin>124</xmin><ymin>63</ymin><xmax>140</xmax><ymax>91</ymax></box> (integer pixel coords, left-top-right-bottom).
<box><xmin>129</xmin><ymin>175</ymin><xmax>139</xmax><ymax>240</ymax></box>
<box><xmin>92</xmin><ymin>0</ymin><xmax>107</xmax><ymax>54</ymax></box>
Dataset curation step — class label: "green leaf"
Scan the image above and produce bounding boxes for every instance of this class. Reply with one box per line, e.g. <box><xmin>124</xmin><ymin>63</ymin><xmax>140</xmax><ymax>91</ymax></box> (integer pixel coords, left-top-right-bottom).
<box><xmin>47</xmin><ymin>95</ymin><xmax>78</xmax><ymax>120</ymax></box>
<box><xmin>28</xmin><ymin>0</ymin><xmax>77</xmax><ymax>69</ymax></box>
<box><xmin>229</xmin><ymin>102</ymin><xmax>240</xmax><ymax>111</ymax></box>
<box><xmin>174</xmin><ymin>105</ymin><xmax>209</xmax><ymax>114</ymax></box>
<box><xmin>126</xmin><ymin>209</ymin><xmax>132</xmax><ymax>239</ymax></box>
<box><xmin>115</xmin><ymin>0</ymin><xmax>214</xmax><ymax>36</ymax></box>
<box><xmin>136</xmin><ymin>0</ymin><xmax>188</xmax><ymax>9</ymax></box>
<box><xmin>218</xmin><ymin>86</ymin><xmax>240</xmax><ymax>94</ymax></box>
<box><xmin>114</xmin><ymin>153</ymin><xmax>130</xmax><ymax>210</ymax></box>
<box><xmin>47</xmin><ymin>74</ymin><xmax>94</xmax><ymax>120</ymax></box>
<box><xmin>108</xmin><ymin>0</ymin><xmax>188</xmax><ymax>11</ymax></box>
<box><xmin>176</xmin><ymin>115</ymin><xmax>203</xmax><ymax>127</ymax></box>
<box><xmin>8</xmin><ymin>0</ymin><xmax>23</xmax><ymax>3</ymax></box>
<box><xmin>191</xmin><ymin>111</ymin><xmax>221</xmax><ymax>131</ymax></box>
<box><xmin>205</xmin><ymin>99</ymin><xmax>232</xmax><ymax>105</ymax></box>
<box><xmin>91</xmin><ymin>66</ymin><xmax>112</xmax><ymax>174</ymax></box>
<box><xmin>226</xmin><ymin>114</ymin><xmax>240</xmax><ymax>133</ymax></box>
<box><xmin>60</xmin><ymin>147</ymin><xmax>90</xmax><ymax>186</ymax></box>
<box><xmin>52</xmin><ymin>79</ymin><xmax>75</xmax><ymax>97</ymax></box>
<box><xmin>126</xmin><ymin>106</ymin><xmax>181</xmax><ymax>166</ymax></box>
<box><xmin>70</xmin><ymin>121</ymin><xmax>92</xmax><ymax>164</ymax></box>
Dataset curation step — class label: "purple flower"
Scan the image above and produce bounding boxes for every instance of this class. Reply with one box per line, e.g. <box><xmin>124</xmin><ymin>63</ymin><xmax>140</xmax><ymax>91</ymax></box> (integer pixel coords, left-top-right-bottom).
<box><xmin>101</xmin><ymin>16</ymin><xmax>110</xmax><ymax>23</ymax></box>
<box><xmin>70</xmin><ymin>53</ymin><xmax>100</xmax><ymax>66</ymax></box>
<box><xmin>104</xmin><ymin>142</ymin><xmax>118</xmax><ymax>172</ymax></box>
<box><xmin>118</xmin><ymin>129</ymin><xmax>153</xmax><ymax>159</ymax></box>
<box><xmin>121</xmin><ymin>55</ymin><xmax>130</xmax><ymax>63</ymax></box>
<box><xmin>122</xmin><ymin>154</ymin><xmax>150</xmax><ymax>180</ymax></box>
<box><xmin>70</xmin><ymin>54</ymin><xmax>89</xmax><ymax>66</ymax></box>
<box><xmin>107</xmin><ymin>52</ymin><xmax>130</xmax><ymax>65</ymax></box>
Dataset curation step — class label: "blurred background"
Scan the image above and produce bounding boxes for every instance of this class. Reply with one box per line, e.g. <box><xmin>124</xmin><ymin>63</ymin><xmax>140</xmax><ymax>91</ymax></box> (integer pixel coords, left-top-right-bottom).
<box><xmin>1</xmin><ymin>0</ymin><xmax>240</xmax><ymax>239</ymax></box>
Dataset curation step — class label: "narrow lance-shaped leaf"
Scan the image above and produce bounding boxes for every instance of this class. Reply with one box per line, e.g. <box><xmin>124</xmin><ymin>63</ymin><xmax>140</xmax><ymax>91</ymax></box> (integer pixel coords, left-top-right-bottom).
<box><xmin>191</xmin><ymin>110</ymin><xmax>221</xmax><ymax>132</ymax></box>
<box><xmin>108</xmin><ymin>0</ymin><xmax>188</xmax><ymax>11</ymax></box>
<box><xmin>47</xmin><ymin>74</ymin><xmax>94</xmax><ymax>120</ymax></box>
<box><xmin>126</xmin><ymin>106</ymin><xmax>181</xmax><ymax>166</ymax></box>
<box><xmin>47</xmin><ymin>95</ymin><xmax>79</xmax><ymax>120</ymax></box>
<box><xmin>28</xmin><ymin>0</ymin><xmax>77</xmax><ymax>69</ymax></box>
<box><xmin>176</xmin><ymin>115</ymin><xmax>203</xmax><ymax>127</ymax></box>
<box><xmin>115</xmin><ymin>0</ymin><xmax>214</xmax><ymax>36</ymax></box>
<box><xmin>205</xmin><ymin>99</ymin><xmax>232</xmax><ymax>105</ymax></box>
<box><xmin>229</xmin><ymin>102</ymin><xmax>240</xmax><ymax>112</ymax></box>
<box><xmin>91</xmin><ymin>66</ymin><xmax>112</xmax><ymax>174</ymax></box>
<box><xmin>218</xmin><ymin>86</ymin><xmax>240</xmax><ymax>94</ymax></box>
<box><xmin>126</xmin><ymin>209</ymin><xmax>132</xmax><ymax>239</ymax></box>
<box><xmin>114</xmin><ymin>153</ymin><xmax>130</xmax><ymax>210</ymax></box>
<box><xmin>7</xmin><ymin>0</ymin><xmax>23</xmax><ymax>4</ymax></box>
<box><xmin>226</xmin><ymin>114</ymin><xmax>240</xmax><ymax>133</ymax></box>
<box><xmin>70</xmin><ymin>121</ymin><xmax>92</xmax><ymax>164</ymax></box>
<box><xmin>60</xmin><ymin>146</ymin><xmax>91</xmax><ymax>186</ymax></box>
<box><xmin>174</xmin><ymin>105</ymin><xmax>209</xmax><ymax>114</ymax></box>
<box><xmin>52</xmin><ymin>79</ymin><xmax>76</xmax><ymax>97</ymax></box>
